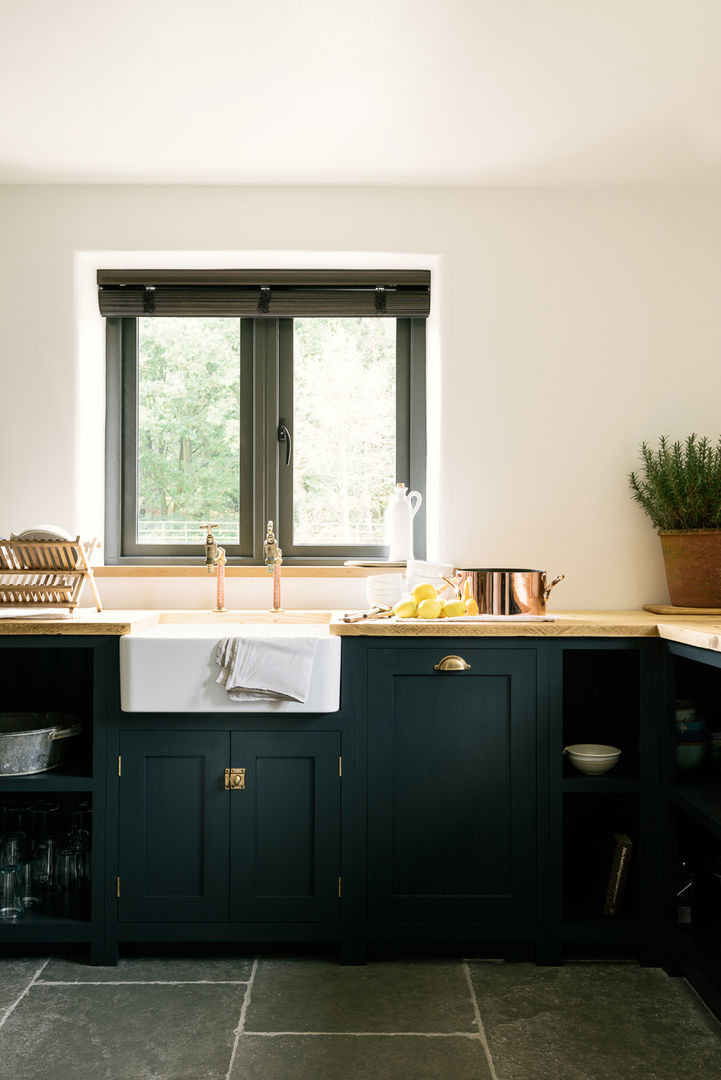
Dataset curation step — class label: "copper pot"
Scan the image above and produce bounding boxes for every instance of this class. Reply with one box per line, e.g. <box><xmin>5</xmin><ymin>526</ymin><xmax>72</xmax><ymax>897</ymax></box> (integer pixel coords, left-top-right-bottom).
<box><xmin>455</xmin><ymin>568</ymin><xmax>565</xmax><ymax>616</ymax></box>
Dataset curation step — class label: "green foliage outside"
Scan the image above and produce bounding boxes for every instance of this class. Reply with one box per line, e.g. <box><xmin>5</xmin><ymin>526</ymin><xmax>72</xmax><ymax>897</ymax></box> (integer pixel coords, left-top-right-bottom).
<box><xmin>138</xmin><ymin>318</ymin><xmax>241</xmax><ymax>544</ymax></box>
<box><xmin>293</xmin><ymin>318</ymin><xmax>395</xmax><ymax>545</ymax></box>
<box><xmin>628</xmin><ymin>434</ymin><xmax>721</xmax><ymax>531</ymax></box>
<box><xmin>137</xmin><ymin>316</ymin><xmax>396</xmax><ymax>548</ymax></box>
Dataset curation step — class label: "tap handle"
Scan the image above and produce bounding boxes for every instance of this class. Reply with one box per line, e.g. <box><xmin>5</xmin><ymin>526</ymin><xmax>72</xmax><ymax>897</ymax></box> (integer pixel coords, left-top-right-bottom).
<box><xmin>264</xmin><ymin>520</ymin><xmax>282</xmax><ymax>564</ymax></box>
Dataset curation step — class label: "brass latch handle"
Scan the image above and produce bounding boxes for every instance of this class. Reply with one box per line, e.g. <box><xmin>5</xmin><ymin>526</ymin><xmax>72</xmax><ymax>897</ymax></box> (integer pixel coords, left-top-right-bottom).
<box><xmin>225</xmin><ymin>768</ymin><xmax>246</xmax><ymax>790</ymax></box>
<box><xmin>434</xmin><ymin>655</ymin><xmax>471</xmax><ymax>671</ymax></box>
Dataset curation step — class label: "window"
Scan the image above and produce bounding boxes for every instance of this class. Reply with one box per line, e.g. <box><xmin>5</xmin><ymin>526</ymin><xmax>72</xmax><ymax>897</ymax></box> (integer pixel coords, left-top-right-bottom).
<box><xmin>101</xmin><ymin>270</ymin><xmax>428</xmax><ymax>563</ymax></box>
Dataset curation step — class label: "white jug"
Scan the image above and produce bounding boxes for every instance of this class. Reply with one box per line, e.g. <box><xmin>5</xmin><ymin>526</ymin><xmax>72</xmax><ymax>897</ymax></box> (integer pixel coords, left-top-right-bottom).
<box><xmin>384</xmin><ymin>483</ymin><xmax>422</xmax><ymax>563</ymax></box>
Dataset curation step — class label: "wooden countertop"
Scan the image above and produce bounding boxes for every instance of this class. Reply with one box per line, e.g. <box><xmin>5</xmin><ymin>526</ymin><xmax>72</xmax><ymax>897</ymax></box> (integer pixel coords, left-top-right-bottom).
<box><xmin>329</xmin><ymin>610</ymin><xmax>721</xmax><ymax>654</ymax></box>
<box><xmin>330</xmin><ymin>610</ymin><xmax>664</xmax><ymax>637</ymax></box>
<box><xmin>0</xmin><ymin>610</ymin><xmax>160</xmax><ymax>635</ymax></box>
<box><xmin>0</xmin><ymin>609</ymin><xmax>331</xmax><ymax>636</ymax></box>
<box><xmin>1</xmin><ymin>608</ymin><xmax>720</xmax><ymax>656</ymax></box>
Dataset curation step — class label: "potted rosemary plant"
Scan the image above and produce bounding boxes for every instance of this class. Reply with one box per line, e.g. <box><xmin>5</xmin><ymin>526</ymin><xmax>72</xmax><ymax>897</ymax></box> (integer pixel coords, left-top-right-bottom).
<box><xmin>629</xmin><ymin>434</ymin><xmax>721</xmax><ymax>608</ymax></box>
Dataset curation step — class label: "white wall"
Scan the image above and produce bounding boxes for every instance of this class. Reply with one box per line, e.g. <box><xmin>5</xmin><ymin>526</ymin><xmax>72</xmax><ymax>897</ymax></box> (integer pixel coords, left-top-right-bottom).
<box><xmin>2</xmin><ymin>185</ymin><xmax>721</xmax><ymax>610</ymax></box>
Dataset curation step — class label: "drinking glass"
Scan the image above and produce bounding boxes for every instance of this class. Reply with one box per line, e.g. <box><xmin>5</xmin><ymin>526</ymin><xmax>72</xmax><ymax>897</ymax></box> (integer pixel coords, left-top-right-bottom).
<box><xmin>54</xmin><ymin>848</ymin><xmax>80</xmax><ymax>905</ymax></box>
<box><xmin>67</xmin><ymin>809</ymin><xmax>91</xmax><ymax>891</ymax></box>
<box><xmin>33</xmin><ymin>837</ymin><xmax>57</xmax><ymax>889</ymax></box>
<box><xmin>0</xmin><ymin>864</ymin><xmax>24</xmax><ymax>919</ymax></box>
<box><xmin>17</xmin><ymin>859</ymin><xmax>40</xmax><ymax>908</ymax></box>
<box><xmin>0</xmin><ymin>831</ymin><xmax>27</xmax><ymax>867</ymax></box>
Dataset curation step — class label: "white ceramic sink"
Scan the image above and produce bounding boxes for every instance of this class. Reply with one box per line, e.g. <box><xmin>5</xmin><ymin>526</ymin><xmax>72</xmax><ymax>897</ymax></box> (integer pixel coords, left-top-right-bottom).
<box><xmin>119</xmin><ymin>619</ymin><xmax>341</xmax><ymax>713</ymax></box>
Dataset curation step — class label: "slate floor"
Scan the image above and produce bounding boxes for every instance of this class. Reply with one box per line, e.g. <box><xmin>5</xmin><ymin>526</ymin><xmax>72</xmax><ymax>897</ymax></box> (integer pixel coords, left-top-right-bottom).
<box><xmin>1</xmin><ymin>954</ymin><xmax>720</xmax><ymax>1079</ymax></box>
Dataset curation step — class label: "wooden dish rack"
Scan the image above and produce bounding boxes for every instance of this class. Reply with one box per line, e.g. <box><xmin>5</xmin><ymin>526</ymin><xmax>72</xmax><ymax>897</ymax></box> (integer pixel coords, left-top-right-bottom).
<box><xmin>0</xmin><ymin>537</ymin><xmax>103</xmax><ymax>614</ymax></box>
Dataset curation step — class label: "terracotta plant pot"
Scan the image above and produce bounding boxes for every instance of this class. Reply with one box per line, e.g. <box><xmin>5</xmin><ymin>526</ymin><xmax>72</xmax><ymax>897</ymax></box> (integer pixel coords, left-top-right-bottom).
<box><xmin>658</xmin><ymin>529</ymin><xmax>721</xmax><ymax>607</ymax></box>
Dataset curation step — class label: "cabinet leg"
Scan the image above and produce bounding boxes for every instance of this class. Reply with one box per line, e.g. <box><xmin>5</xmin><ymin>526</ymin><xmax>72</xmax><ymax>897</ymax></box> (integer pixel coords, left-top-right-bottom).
<box><xmin>90</xmin><ymin>941</ymin><xmax>120</xmax><ymax>967</ymax></box>
<box><xmin>534</xmin><ymin>938</ymin><xmax>564</xmax><ymax>966</ymax></box>
<box><xmin>339</xmin><ymin>933</ymin><xmax>366</xmax><ymax>965</ymax></box>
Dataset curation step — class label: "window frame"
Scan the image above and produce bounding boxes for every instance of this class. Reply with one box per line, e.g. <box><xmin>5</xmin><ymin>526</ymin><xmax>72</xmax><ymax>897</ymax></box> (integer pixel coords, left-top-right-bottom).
<box><xmin>104</xmin><ymin>315</ymin><xmax>426</xmax><ymax>565</ymax></box>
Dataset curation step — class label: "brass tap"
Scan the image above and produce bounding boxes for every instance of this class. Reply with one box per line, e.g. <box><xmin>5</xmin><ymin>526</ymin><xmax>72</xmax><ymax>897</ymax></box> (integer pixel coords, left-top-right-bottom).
<box><xmin>264</xmin><ymin>521</ymin><xmax>282</xmax><ymax>567</ymax></box>
<box><xmin>201</xmin><ymin>523</ymin><xmax>220</xmax><ymax>569</ymax></box>
<box><xmin>200</xmin><ymin>523</ymin><xmax>227</xmax><ymax>612</ymax></box>
<box><xmin>264</xmin><ymin>521</ymin><xmax>283</xmax><ymax>612</ymax></box>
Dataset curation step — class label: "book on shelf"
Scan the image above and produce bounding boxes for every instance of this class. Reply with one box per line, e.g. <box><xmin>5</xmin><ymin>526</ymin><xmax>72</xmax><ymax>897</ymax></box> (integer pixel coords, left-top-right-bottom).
<box><xmin>603</xmin><ymin>832</ymin><xmax>634</xmax><ymax>916</ymax></box>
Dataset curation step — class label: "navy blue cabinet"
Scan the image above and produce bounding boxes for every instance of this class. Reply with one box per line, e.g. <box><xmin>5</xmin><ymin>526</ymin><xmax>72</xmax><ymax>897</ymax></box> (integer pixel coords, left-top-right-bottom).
<box><xmin>363</xmin><ymin>644</ymin><xmax>538</xmax><ymax>946</ymax></box>
<box><xmin>114</xmin><ymin>725</ymin><xmax>341</xmax><ymax>935</ymax></box>
<box><xmin>117</xmin><ymin>730</ymin><xmax>230</xmax><ymax>923</ymax></box>
<box><xmin>0</xmin><ymin>637</ymin><xmax>113</xmax><ymax>965</ymax></box>
<box><xmin>666</xmin><ymin>641</ymin><xmax>721</xmax><ymax>1020</ymax></box>
<box><xmin>229</xmin><ymin>731</ymin><xmax>341</xmax><ymax>923</ymax></box>
<box><xmin>0</xmin><ymin>632</ymin><xmax>674</xmax><ymax>973</ymax></box>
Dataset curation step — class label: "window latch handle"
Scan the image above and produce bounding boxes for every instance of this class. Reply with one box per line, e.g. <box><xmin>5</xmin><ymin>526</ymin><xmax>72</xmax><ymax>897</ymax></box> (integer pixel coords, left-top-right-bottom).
<box><xmin>278</xmin><ymin>419</ymin><xmax>292</xmax><ymax>466</ymax></box>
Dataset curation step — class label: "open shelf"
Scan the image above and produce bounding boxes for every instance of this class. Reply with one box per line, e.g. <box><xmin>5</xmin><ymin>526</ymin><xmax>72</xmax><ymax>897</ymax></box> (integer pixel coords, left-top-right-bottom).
<box><xmin>562</xmin><ymin>649</ymin><xmax>641</xmax><ymax>768</ymax></box>
<box><xmin>0</xmin><ymin>644</ymin><xmax>96</xmax><ymax>784</ymax></box>
<box><xmin>562</xmin><ymin>752</ymin><xmax>641</xmax><ymax>793</ymax></box>
<box><xmin>0</xmin><ymin>915</ymin><xmax>93</xmax><ymax>943</ymax></box>
<box><xmin>562</xmin><ymin>793</ymin><xmax>640</xmax><ymax>925</ymax></box>
<box><xmin>671</xmin><ymin>777</ymin><xmax>721</xmax><ymax>839</ymax></box>
<box><xmin>0</xmin><ymin>768</ymin><xmax>94</xmax><ymax>794</ymax></box>
<box><xmin>671</xmin><ymin>815</ymin><xmax>721</xmax><ymax>1016</ymax></box>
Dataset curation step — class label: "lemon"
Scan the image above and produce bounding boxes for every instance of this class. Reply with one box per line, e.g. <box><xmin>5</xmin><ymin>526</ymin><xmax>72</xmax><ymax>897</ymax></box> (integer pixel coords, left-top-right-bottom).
<box><xmin>393</xmin><ymin>599</ymin><xmax>418</xmax><ymax>619</ymax></box>
<box><xmin>465</xmin><ymin>597</ymin><xmax>479</xmax><ymax>616</ymax></box>
<box><xmin>417</xmin><ymin>597</ymin><xmax>442</xmax><ymax>619</ymax></box>
<box><xmin>411</xmin><ymin>582</ymin><xmax>437</xmax><ymax>603</ymax></box>
<box><xmin>443</xmin><ymin>599</ymin><xmax>466</xmax><ymax>618</ymax></box>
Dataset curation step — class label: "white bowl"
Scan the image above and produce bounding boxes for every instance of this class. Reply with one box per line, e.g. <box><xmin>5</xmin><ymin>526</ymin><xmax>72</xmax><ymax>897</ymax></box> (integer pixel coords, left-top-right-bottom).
<box><xmin>564</xmin><ymin>743</ymin><xmax>622</xmax><ymax>775</ymax></box>
<box><xmin>366</xmin><ymin>574</ymin><xmax>403</xmax><ymax>608</ymax></box>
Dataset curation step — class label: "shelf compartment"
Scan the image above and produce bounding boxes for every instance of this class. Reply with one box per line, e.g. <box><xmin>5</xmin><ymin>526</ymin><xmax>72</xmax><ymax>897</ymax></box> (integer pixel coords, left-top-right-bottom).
<box><xmin>562</xmin><ymin>649</ymin><xmax>641</xmax><ymax>778</ymax></box>
<box><xmin>561</xmin><ymin>777</ymin><xmax>642</xmax><ymax>795</ymax></box>
<box><xmin>562</xmin><ymin>751</ymin><xmax>641</xmax><ymax>791</ymax></box>
<box><xmin>0</xmin><ymin>771</ymin><xmax>95</xmax><ymax>794</ymax></box>
<box><xmin>0</xmin><ymin>645</ymin><xmax>95</xmax><ymax>782</ymax></box>
<box><xmin>562</xmin><ymin>793</ymin><xmax>640</xmax><ymax>924</ymax></box>
<box><xmin>671</xmin><ymin>779</ymin><xmax>721</xmax><ymax>839</ymax></box>
<box><xmin>560</xmin><ymin>919</ymin><xmax>642</xmax><ymax>942</ymax></box>
<box><xmin>0</xmin><ymin>914</ymin><xmax>93</xmax><ymax>942</ymax></box>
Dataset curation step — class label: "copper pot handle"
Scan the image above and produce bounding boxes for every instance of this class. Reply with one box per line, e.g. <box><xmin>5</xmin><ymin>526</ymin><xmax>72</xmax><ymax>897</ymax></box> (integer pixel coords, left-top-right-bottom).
<box><xmin>542</xmin><ymin>573</ymin><xmax>565</xmax><ymax>601</ymax></box>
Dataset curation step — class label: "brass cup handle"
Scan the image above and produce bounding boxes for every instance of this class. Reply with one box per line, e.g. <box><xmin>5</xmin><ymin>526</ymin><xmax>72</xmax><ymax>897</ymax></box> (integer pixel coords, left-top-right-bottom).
<box><xmin>434</xmin><ymin>655</ymin><xmax>471</xmax><ymax>671</ymax></box>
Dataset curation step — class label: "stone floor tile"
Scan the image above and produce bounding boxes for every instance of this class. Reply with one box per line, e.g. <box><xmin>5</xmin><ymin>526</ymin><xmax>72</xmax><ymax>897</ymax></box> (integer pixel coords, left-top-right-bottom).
<box><xmin>245</xmin><ymin>957</ymin><xmax>476</xmax><ymax>1034</ymax></box>
<box><xmin>468</xmin><ymin>961</ymin><xmax>721</xmax><ymax>1080</ymax></box>
<box><xmin>0</xmin><ymin>983</ymin><xmax>245</xmax><ymax>1080</ymax></box>
<box><xmin>229</xmin><ymin>1034</ymin><xmax>493</xmax><ymax>1080</ymax></box>
<box><xmin>41</xmin><ymin>954</ymin><xmax>254</xmax><ymax>983</ymax></box>
<box><xmin>0</xmin><ymin>958</ymin><xmax>46</xmax><ymax>1014</ymax></box>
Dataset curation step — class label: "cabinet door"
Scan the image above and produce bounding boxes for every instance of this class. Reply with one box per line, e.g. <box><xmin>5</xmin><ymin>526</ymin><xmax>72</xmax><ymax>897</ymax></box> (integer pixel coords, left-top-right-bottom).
<box><xmin>367</xmin><ymin>647</ymin><xmax>537</xmax><ymax>924</ymax></box>
<box><xmin>117</xmin><ymin>731</ymin><xmax>230</xmax><ymax>923</ymax></box>
<box><xmin>229</xmin><ymin>731</ymin><xmax>341</xmax><ymax>922</ymax></box>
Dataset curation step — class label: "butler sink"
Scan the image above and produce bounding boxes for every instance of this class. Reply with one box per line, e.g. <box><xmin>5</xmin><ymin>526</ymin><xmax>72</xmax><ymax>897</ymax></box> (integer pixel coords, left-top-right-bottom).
<box><xmin>119</xmin><ymin>614</ymin><xmax>340</xmax><ymax>713</ymax></box>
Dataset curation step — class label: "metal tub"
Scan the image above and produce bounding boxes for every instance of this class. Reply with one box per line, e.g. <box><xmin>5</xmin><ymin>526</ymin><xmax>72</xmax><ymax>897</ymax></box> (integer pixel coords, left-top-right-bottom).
<box><xmin>0</xmin><ymin>713</ymin><xmax>82</xmax><ymax>776</ymax></box>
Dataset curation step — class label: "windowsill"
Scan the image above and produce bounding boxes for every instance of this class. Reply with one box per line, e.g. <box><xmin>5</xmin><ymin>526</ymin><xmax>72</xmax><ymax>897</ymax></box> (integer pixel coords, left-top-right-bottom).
<box><xmin>93</xmin><ymin>564</ymin><xmax>379</xmax><ymax>578</ymax></box>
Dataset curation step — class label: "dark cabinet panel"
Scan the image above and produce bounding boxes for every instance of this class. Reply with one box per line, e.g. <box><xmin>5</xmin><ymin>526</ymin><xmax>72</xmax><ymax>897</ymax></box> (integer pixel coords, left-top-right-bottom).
<box><xmin>229</xmin><ymin>731</ymin><xmax>340</xmax><ymax>922</ymax></box>
<box><xmin>117</xmin><ymin>728</ymin><xmax>340</xmax><ymax>927</ymax></box>
<box><xmin>117</xmin><ymin>731</ymin><xmax>230</xmax><ymax>923</ymax></box>
<box><xmin>367</xmin><ymin>647</ymin><xmax>537</xmax><ymax>924</ymax></box>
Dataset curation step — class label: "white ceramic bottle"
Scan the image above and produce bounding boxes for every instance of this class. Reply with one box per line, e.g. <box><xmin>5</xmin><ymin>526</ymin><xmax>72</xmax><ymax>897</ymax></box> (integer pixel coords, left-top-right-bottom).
<box><xmin>384</xmin><ymin>483</ymin><xmax>422</xmax><ymax>563</ymax></box>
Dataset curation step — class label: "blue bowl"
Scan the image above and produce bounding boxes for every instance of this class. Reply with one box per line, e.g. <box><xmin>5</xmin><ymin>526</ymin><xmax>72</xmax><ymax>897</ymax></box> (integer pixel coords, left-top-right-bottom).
<box><xmin>676</xmin><ymin>718</ymin><xmax>706</xmax><ymax>741</ymax></box>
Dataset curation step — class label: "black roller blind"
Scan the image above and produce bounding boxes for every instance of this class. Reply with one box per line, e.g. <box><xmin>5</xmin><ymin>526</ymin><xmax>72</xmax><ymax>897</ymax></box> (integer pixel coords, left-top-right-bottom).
<box><xmin>97</xmin><ymin>269</ymin><xmax>431</xmax><ymax>318</ymax></box>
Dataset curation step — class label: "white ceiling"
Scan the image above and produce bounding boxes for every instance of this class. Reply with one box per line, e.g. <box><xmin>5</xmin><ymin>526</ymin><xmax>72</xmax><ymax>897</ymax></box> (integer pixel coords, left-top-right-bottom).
<box><xmin>2</xmin><ymin>0</ymin><xmax>721</xmax><ymax>186</ymax></box>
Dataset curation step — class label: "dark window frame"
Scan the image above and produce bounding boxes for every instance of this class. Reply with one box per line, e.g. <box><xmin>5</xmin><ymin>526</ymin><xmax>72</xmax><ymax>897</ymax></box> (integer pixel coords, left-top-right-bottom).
<box><xmin>104</xmin><ymin>316</ymin><xmax>426</xmax><ymax>565</ymax></box>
